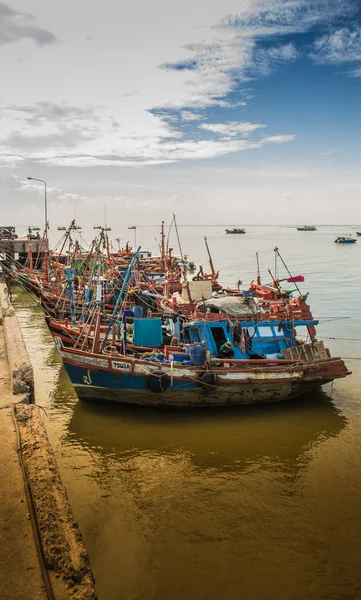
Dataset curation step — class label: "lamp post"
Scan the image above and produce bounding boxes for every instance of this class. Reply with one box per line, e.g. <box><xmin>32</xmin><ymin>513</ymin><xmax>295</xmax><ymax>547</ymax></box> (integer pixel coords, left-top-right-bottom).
<box><xmin>27</xmin><ymin>177</ymin><xmax>48</xmax><ymax>239</ymax></box>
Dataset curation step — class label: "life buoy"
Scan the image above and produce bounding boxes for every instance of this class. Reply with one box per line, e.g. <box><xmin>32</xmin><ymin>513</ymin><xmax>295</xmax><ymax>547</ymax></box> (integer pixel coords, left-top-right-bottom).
<box><xmin>147</xmin><ymin>370</ymin><xmax>170</xmax><ymax>393</ymax></box>
<box><xmin>198</xmin><ymin>371</ymin><xmax>219</xmax><ymax>392</ymax></box>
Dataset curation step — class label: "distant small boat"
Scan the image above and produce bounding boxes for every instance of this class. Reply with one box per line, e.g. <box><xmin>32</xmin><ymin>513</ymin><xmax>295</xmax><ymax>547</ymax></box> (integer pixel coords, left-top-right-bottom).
<box><xmin>356</xmin><ymin>232</ymin><xmax>361</xmax><ymax>236</ymax></box>
<box><xmin>225</xmin><ymin>228</ymin><xmax>246</xmax><ymax>234</ymax></box>
<box><xmin>297</xmin><ymin>226</ymin><xmax>317</xmax><ymax>231</ymax></box>
<box><xmin>128</xmin><ymin>225</ymin><xmax>136</xmax><ymax>230</ymax></box>
<box><xmin>334</xmin><ymin>237</ymin><xmax>357</xmax><ymax>244</ymax></box>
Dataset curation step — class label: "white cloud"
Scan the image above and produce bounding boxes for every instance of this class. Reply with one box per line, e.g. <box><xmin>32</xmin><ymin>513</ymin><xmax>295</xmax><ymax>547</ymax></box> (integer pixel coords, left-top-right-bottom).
<box><xmin>349</xmin><ymin>66</ymin><xmax>361</xmax><ymax>77</ymax></box>
<box><xmin>0</xmin><ymin>2</ymin><xmax>56</xmax><ymax>46</ymax></box>
<box><xmin>0</xmin><ymin>0</ymin><xmax>351</xmax><ymax>173</ymax></box>
<box><xmin>1</xmin><ymin>130</ymin><xmax>295</xmax><ymax>167</ymax></box>
<box><xmin>199</xmin><ymin>121</ymin><xmax>266</xmax><ymax>137</ymax></box>
<box><xmin>261</xmin><ymin>135</ymin><xmax>295</xmax><ymax>144</ymax></box>
<box><xmin>180</xmin><ymin>111</ymin><xmax>204</xmax><ymax>121</ymax></box>
<box><xmin>251</xmin><ymin>42</ymin><xmax>299</xmax><ymax>75</ymax></box>
<box><xmin>159</xmin><ymin>0</ymin><xmax>352</xmax><ymax>111</ymax></box>
<box><xmin>312</xmin><ymin>27</ymin><xmax>361</xmax><ymax>63</ymax></box>
<box><xmin>221</xmin><ymin>0</ymin><xmax>355</xmax><ymax>35</ymax></box>
<box><xmin>0</xmin><ymin>102</ymin><xmax>120</xmax><ymax>151</ymax></box>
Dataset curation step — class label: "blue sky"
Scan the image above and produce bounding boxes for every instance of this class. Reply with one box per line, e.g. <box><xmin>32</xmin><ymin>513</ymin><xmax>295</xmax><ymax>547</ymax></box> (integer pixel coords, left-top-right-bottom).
<box><xmin>1</xmin><ymin>0</ymin><xmax>361</xmax><ymax>225</ymax></box>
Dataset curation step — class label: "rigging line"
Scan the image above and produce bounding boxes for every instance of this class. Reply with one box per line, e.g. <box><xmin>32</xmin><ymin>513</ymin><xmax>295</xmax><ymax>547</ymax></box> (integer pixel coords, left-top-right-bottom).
<box><xmin>319</xmin><ymin>336</ymin><xmax>361</xmax><ymax>341</ymax></box>
<box><xmin>10</xmin><ymin>280</ymin><xmax>52</xmax><ymax>316</ymax></box>
<box><xmin>166</xmin><ymin>215</ymin><xmax>175</xmax><ymax>253</ymax></box>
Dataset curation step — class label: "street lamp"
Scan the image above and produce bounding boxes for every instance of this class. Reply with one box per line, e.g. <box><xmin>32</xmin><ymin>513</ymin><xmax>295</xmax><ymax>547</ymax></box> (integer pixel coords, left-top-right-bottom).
<box><xmin>27</xmin><ymin>177</ymin><xmax>48</xmax><ymax>238</ymax></box>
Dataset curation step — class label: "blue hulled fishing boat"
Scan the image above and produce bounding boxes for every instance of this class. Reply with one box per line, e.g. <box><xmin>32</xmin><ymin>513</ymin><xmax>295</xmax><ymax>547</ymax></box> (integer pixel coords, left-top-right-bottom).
<box><xmin>48</xmin><ymin>248</ymin><xmax>350</xmax><ymax>408</ymax></box>
<box><xmin>334</xmin><ymin>236</ymin><xmax>357</xmax><ymax>244</ymax></box>
<box><xmin>52</xmin><ymin>315</ymin><xmax>349</xmax><ymax>407</ymax></box>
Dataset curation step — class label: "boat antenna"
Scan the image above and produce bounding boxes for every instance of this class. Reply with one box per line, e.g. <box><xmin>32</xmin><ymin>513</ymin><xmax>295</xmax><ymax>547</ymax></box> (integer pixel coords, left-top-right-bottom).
<box><xmin>103</xmin><ymin>199</ymin><xmax>107</xmax><ymax>229</ymax></box>
<box><xmin>173</xmin><ymin>213</ymin><xmax>193</xmax><ymax>303</ymax></box>
<box><xmin>275</xmin><ymin>248</ymin><xmax>302</xmax><ymax>296</ymax></box>
<box><xmin>160</xmin><ymin>220</ymin><xmax>165</xmax><ymax>263</ymax></box>
<box><xmin>256</xmin><ymin>252</ymin><xmax>261</xmax><ymax>285</ymax></box>
<box><xmin>173</xmin><ymin>213</ymin><xmax>184</xmax><ymax>259</ymax></box>
<box><xmin>274</xmin><ymin>246</ymin><xmax>278</xmax><ymax>281</ymax></box>
<box><xmin>166</xmin><ymin>214</ymin><xmax>175</xmax><ymax>254</ymax></box>
<box><xmin>204</xmin><ymin>236</ymin><xmax>216</xmax><ymax>277</ymax></box>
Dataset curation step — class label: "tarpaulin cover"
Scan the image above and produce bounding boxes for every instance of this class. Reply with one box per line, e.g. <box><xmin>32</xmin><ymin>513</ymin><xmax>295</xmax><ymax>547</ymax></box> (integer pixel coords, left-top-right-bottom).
<box><xmin>196</xmin><ymin>296</ymin><xmax>260</xmax><ymax>317</ymax></box>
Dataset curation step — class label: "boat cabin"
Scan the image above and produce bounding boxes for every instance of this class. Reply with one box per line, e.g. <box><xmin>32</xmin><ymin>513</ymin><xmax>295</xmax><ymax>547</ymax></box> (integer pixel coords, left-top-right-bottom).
<box><xmin>182</xmin><ymin>319</ymin><xmax>319</xmax><ymax>359</ymax></box>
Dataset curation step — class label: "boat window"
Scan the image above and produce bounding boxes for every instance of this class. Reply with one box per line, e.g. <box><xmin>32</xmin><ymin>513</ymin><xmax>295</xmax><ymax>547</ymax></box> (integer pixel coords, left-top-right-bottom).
<box><xmin>257</xmin><ymin>326</ymin><xmax>273</xmax><ymax>337</ymax></box>
<box><xmin>210</xmin><ymin>327</ymin><xmax>227</xmax><ymax>349</ymax></box>
<box><xmin>184</xmin><ymin>326</ymin><xmax>202</xmax><ymax>344</ymax></box>
<box><xmin>247</xmin><ymin>327</ymin><xmax>256</xmax><ymax>337</ymax></box>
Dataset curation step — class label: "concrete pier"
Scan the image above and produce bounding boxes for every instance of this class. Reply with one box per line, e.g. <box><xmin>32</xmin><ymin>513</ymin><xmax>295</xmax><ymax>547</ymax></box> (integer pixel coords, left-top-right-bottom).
<box><xmin>0</xmin><ymin>325</ymin><xmax>47</xmax><ymax>600</ymax></box>
<box><xmin>0</xmin><ymin>282</ymin><xmax>97</xmax><ymax>600</ymax></box>
<box><xmin>0</xmin><ymin>237</ymin><xmax>49</xmax><ymax>267</ymax></box>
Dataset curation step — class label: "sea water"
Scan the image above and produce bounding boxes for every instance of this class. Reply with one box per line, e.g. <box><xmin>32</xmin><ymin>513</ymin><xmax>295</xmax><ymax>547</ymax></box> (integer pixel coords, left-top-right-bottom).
<box><xmin>12</xmin><ymin>225</ymin><xmax>361</xmax><ymax>600</ymax></box>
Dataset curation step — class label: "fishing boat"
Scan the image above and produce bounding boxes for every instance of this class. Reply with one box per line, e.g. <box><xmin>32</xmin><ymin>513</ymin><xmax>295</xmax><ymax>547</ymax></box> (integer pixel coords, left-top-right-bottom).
<box><xmin>48</xmin><ymin>248</ymin><xmax>350</xmax><ymax>408</ymax></box>
<box><xmin>334</xmin><ymin>237</ymin><xmax>357</xmax><ymax>244</ymax></box>
<box><xmin>297</xmin><ymin>226</ymin><xmax>317</xmax><ymax>231</ymax></box>
<box><xmin>51</xmin><ymin>306</ymin><xmax>350</xmax><ymax>408</ymax></box>
<box><xmin>225</xmin><ymin>228</ymin><xmax>246</xmax><ymax>234</ymax></box>
<box><xmin>4</xmin><ymin>218</ymin><xmax>350</xmax><ymax>408</ymax></box>
<box><xmin>356</xmin><ymin>232</ymin><xmax>361</xmax><ymax>236</ymax></box>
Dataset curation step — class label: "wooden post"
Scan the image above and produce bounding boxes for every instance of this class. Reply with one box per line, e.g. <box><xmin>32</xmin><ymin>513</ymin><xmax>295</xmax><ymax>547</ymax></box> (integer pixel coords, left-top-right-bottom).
<box><xmin>28</xmin><ymin>244</ymin><xmax>33</xmax><ymax>271</ymax></box>
<box><xmin>44</xmin><ymin>251</ymin><xmax>49</xmax><ymax>282</ymax></box>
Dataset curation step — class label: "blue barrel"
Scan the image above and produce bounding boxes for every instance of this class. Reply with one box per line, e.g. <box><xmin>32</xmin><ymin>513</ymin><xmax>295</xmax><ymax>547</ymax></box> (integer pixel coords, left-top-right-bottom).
<box><xmin>189</xmin><ymin>345</ymin><xmax>206</xmax><ymax>366</ymax></box>
<box><xmin>133</xmin><ymin>305</ymin><xmax>143</xmax><ymax>318</ymax></box>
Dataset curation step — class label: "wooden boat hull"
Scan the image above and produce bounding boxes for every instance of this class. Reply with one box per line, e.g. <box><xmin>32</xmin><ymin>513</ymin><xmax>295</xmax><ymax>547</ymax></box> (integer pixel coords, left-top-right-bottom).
<box><xmin>56</xmin><ymin>344</ymin><xmax>350</xmax><ymax>408</ymax></box>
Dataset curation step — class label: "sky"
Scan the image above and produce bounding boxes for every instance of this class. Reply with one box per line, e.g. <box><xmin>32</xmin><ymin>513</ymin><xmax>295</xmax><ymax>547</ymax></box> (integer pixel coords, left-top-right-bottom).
<box><xmin>1</xmin><ymin>0</ymin><xmax>361</xmax><ymax>230</ymax></box>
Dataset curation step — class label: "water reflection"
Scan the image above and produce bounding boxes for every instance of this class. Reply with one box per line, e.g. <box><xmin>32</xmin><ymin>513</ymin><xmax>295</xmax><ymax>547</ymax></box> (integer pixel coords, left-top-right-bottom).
<box><xmin>63</xmin><ymin>392</ymin><xmax>351</xmax><ymax>600</ymax></box>
<box><xmin>66</xmin><ymin>391</ymin><xmax>347</xmax><ymax>474</ymax></box>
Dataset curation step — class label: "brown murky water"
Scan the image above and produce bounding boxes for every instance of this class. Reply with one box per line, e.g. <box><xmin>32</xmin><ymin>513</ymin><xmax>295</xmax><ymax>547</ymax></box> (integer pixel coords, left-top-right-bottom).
<box><xmin>13</xmin><ymin>225</ymin><xmax>361</xmax><ymax>600</ymax></box>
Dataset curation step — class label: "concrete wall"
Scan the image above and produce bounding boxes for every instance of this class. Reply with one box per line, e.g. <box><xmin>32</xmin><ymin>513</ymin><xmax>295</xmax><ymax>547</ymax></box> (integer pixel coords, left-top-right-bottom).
<box><xmin>0</xmin><ymin>282</ymin><xmax>97</xmax><ymax>599</ymax></box>
<box><xmin>0</xmin><ymin>282</ymin><xmax>34</xmax><ymax>401</ymax></box>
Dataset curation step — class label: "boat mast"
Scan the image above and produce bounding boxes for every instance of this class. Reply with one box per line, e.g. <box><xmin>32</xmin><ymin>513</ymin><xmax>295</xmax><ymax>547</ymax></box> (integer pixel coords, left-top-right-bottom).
<box><xmin>274</xmin><ymin>247</ymin><xmax>302</xmax><ymax>296</ymax></box>
<box><xmin>256</xmin><ymin>252</ymin><xmax>261</xmax><ymax>285</ymax></box>
<box><xmin>160</xmin><ymin>221</ymin><xmax>165</xmax><ymax>264</ymax></box>
<box><xmin>204</xmin><ymin>236</ymin><xmax>216</xmax><ymax>277</ymax></box>
<box><xmin>58</xmin><ymin>220</ymin><xmax>75</xmax><ymax>259</ymax></box>
<box><xmin>101</xmin><ymin>246</ymin><xmax>141</xmax><ymax>351</ymax></box>
<box><xmin>65</xmin><ymin>266</ymin><xmax>77</xmax><ymax>325</ymax></box>
<box><xmin>173</xmin><ymin>213</ymin><xmax>192</xmax><ymax>304</ymax></box>
<box><xmin>173</xmin><ymin>214</ymin><xmax>184</xmax><ymax>260</ymax></box>
<box><xmin>274</xmin><ymin>246</ymin><xmax>278</xmax><ymax>282</ymax></box>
